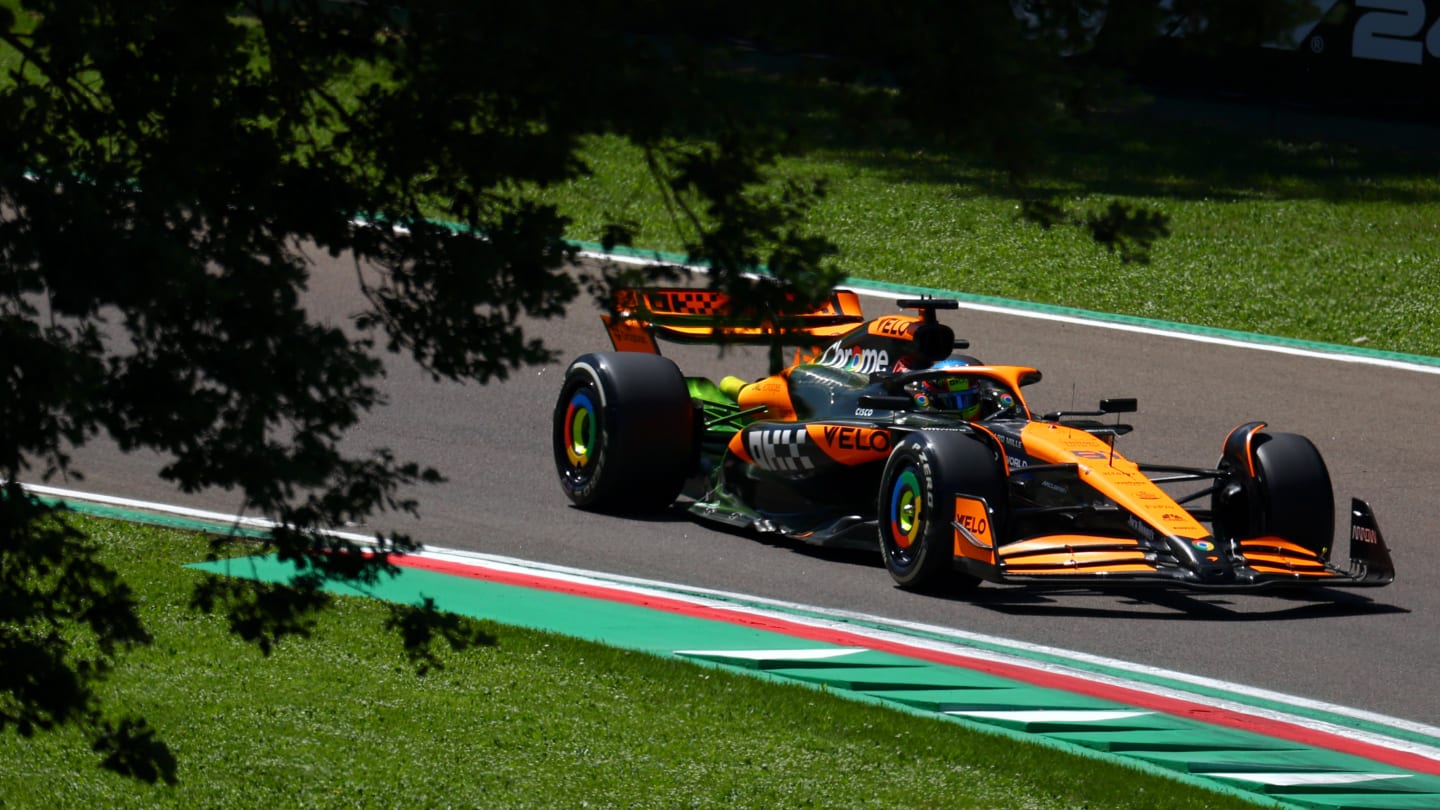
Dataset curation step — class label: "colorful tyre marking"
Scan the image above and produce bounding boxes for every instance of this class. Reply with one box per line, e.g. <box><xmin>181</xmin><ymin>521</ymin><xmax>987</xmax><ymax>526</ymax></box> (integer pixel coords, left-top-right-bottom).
<box><xmin>889</xmin><ymin>468</ymin><xmax>923</xmax><ymax>550</ymax></box>
<box><xmin>563</xmin><ymin>390</ymin><xmax>597</xmax><ymax>468</ymax></box>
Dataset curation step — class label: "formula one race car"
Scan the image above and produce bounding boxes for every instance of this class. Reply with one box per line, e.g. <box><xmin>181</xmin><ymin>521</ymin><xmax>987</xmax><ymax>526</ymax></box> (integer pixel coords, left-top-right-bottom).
<box><xmin>552</xmin><ymin>287</ymin><xmax>1395</xmax><ymax>593</ymax></box>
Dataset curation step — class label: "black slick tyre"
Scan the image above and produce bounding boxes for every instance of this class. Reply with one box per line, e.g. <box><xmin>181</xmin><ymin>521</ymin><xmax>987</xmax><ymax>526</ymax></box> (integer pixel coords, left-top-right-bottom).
<box><xmin>877</xmin><ymin>431</ymin><xmax>1004</xmax><ymax>592</ymax></box>
<box><xmin>1215</xmin><ymin>432</ymin><xmax>1334</xmax><ymax>559</ymax></box>
<box><xmin>552</xmin><ymin>352</ymin><xmax>694</xmax><ymax>513</ymax></box>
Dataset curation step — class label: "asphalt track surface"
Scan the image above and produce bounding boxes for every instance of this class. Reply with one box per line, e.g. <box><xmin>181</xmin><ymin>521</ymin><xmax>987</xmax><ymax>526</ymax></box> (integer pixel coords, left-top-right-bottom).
<box><xmin>58</xmin><ymin>251</ymin><xmax>1440</xmax><ymax>728</ymax></box>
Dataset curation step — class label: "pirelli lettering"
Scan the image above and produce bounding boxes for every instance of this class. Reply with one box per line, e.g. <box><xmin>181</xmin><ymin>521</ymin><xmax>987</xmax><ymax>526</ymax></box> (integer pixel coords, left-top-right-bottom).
<box><xmin>746</xmin><ymin>427</ymin><xmax>815</xmax><ymax>473</ymax></box>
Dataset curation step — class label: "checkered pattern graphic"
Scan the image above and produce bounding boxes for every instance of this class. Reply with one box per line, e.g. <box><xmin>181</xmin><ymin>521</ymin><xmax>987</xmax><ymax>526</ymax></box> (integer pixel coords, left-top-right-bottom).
<box><xmin>644</xmin><ymin>290</ymin><xmax>727</xmax><ymax>316</ymax></box>
<box><xmin>746</xmin><ymin>427</ymin><xmax>814</xmax><ymax>472</ymax></box>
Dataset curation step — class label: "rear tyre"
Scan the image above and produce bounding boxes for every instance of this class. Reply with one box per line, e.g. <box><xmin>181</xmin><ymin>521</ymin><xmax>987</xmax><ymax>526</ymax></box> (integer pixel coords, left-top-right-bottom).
<box><xmin>877</xmin><ymin>432</ymin><xmax>1005</xmax><ymax>592</ymax></box>
<box><xmin>553</xmin><ymin>352</ymin><xmax>694</xmax><ymax>513</ymax></box>
<box><xmin>1213</xmin><ymin>432</ymin><xmax>1334</xmax><ymax>559</ymax></box>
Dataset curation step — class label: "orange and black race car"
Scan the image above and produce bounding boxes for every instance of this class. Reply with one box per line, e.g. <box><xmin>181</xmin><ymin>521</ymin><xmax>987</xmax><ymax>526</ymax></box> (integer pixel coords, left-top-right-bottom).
<box><xmin>552</xmin><ymin>288</ymin><xmax>1395</xmax><ymax>593</ymax></box>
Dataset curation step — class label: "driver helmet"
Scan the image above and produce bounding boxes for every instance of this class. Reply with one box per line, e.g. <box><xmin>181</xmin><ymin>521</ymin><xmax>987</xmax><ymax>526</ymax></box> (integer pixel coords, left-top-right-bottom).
<box><xmin>911</xmin><ymin>359</ymin><xmax>980</xmax><ymax>418</ymax></box>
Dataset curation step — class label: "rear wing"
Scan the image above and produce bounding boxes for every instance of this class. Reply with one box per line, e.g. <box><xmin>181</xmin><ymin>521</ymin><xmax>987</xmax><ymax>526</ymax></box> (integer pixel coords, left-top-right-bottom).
<box><xmin>602</xmin><ymin>287</ymin><xmax>865</xmax><ymax>354</ymax></box>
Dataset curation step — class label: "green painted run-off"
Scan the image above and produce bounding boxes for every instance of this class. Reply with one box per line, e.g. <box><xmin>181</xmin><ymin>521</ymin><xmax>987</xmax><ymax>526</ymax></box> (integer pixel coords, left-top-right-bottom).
<box><xmin>190</xmin><ymin>553</ymin><xmax>1440</xmax><ymax>810</ymax></box>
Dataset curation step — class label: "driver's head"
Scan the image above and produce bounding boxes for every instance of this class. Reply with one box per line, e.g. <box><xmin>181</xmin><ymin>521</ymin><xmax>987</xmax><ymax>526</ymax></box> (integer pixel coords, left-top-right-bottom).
<box><xmin>911</xmin><ymin>359</ymin><xmax>980</xmax><ymax>418</ymax></box>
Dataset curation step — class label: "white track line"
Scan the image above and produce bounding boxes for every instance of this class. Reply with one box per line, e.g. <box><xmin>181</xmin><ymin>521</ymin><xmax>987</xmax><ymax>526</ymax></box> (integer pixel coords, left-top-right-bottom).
<box><xmin>34</xmin><ymin>479</ymin><xmax>1440</xmax><ymax>761</ymax></box>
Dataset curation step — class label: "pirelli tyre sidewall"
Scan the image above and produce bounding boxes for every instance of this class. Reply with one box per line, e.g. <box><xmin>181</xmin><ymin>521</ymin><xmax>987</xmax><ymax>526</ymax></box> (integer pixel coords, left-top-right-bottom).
<box><xmin>878</xmin><ymin>431</ymin><xmax>1002</xmax><ymax>592</ymax></box>
<box><xmin>552</xmin><ymin>352</ymin><xmax>694</xmax><ymax>513</ymax></box>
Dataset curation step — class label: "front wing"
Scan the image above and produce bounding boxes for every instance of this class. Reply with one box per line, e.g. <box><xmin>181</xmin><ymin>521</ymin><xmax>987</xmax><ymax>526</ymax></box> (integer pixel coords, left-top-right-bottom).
<box><xmin>952</xmin><ymin>497</ymin><xmax>1395</xmax><ymax>591</ymax></box>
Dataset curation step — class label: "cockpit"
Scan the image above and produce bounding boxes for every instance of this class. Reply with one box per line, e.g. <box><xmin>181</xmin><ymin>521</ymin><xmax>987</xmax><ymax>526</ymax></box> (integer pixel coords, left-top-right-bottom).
<box><xmin>899</xmin><ymin>369</ymin><xmax>1023</xmax><ymax>421</ymax></box>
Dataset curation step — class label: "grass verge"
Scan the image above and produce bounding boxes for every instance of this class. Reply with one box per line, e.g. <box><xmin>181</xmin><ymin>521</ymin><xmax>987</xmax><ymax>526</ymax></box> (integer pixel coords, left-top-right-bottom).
<box><xmin>533</xmin><ymin>85</ymin><xmax>1440</xmax><ymax>358</ymax></box>
<box><xmin>0</xmin><ymin>515</ymin><xmax>1269</xmax><ymax>809</ymax></box>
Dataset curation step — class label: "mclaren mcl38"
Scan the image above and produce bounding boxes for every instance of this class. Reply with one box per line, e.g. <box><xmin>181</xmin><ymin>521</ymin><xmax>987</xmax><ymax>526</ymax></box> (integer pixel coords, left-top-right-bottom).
<box><xmin>552</xmin><ymin>287</ymin><xmax>1395</xmax><ymax>594</ymax></box>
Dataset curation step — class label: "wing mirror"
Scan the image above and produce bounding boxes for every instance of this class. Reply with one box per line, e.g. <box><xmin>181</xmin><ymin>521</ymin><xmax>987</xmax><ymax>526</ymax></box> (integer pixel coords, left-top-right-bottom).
<box><xmin>1101</xmin><ymin>398</ymin><xmax>1137</xmax><ymax>414</ymax></box>
<box><xmin>1040</xmin><ymin>398</ymin><xmax>1137</xmax><ymax>436</ymax></box>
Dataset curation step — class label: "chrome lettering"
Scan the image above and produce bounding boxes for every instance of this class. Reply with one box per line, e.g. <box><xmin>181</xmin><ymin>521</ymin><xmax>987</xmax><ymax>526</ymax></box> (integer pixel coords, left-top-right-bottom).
<box><xmin>818</xmin><ymin>341</ymin><xmax>890</xmax><ymax>374</ymax></box>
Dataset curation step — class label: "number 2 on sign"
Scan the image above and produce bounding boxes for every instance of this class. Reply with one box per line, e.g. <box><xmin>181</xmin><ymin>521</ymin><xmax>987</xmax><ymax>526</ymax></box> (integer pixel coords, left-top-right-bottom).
<box><xmin>1354</xmin><ymin>0</ymin><xmax>1440</xmax><ymax>64</ymax></box>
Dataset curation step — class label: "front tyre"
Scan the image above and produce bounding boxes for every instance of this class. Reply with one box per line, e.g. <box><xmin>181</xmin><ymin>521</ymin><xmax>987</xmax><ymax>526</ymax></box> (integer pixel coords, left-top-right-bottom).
<box><xmin>553</xmin><ymin>352</ymin><xmax>694</xmax><ymax>513</ymax></box>
<box><xmin>877</xmin><ymin>432</ymin><xmax>1004</xmax><ymax>592</ymax></box>
<box><xmin>1213</xmin><ymin>431</ymin><xmax>1334</xmax><ymax>559</ymax></box>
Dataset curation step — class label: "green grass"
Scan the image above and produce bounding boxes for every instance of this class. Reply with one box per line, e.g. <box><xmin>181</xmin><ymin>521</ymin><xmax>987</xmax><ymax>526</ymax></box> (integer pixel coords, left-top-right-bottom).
<box><xmin>535</xmin><ymin>88</ymin><xmax>1440</xmax><ymax>358</ymax></box>
<box><xmin>0</xmin><ymin>14</ymin><xmax>1426</xmax><ymax>807</ymax></box>
<box><xmin>6</xmin><ymin>5</ymin><xmax>1434</xmax><ymax>356</ymax></box>
<box><xmin>0</xmin><ymin>515</ymin><xmax>1269</xmax><ymax>809</ymax></box>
